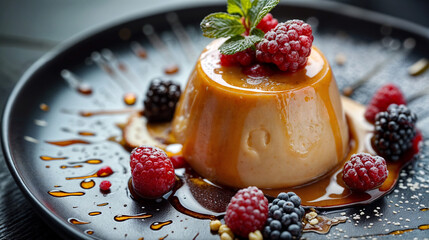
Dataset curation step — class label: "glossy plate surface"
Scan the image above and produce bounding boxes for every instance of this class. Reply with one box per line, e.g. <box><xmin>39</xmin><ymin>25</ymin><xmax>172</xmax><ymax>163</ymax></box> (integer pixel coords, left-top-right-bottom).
<box><xmin>2</xmin><ymin>2</ymin><xmax>429</xmax><ymax>239</ymax></box>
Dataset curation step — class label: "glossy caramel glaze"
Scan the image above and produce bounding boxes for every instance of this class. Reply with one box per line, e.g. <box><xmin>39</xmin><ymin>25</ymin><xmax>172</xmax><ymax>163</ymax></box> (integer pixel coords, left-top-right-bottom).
<box><xmin>172</xmin><ymin>39</ymin><xmax>349</xmax><ymax>188</ymax></box>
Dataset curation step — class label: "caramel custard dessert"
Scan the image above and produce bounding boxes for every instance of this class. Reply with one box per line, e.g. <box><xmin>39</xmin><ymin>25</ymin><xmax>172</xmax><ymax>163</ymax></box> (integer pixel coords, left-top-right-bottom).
<box><xmin>172</xmin><ymin>39</ymin><xmax>349</xmax><ymax>189</ymax></box>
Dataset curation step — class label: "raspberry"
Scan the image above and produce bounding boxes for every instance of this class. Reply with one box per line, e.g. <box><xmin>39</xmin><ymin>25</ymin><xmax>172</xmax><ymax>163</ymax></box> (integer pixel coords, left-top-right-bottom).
<box><xmin>256</xmin><ymin>13</ymin><xmax>278</xmax><ymax>33</ymax></box>
<box><xmin>242</xmin><ymin>63</ymin><xmax>274</xmax><ymax>77</ymax></box>
<box><xmin>342</xmin><ymin>153</ymin><xmax>388</xmax><ymax>191</ymax></box>
<box><xmin>99</xmin><ymin>180</ymin><xmax>111</xmax><ymax>191</ymax></box>
<box><xmin>97</xmin><ymin>166</ymin><xmax>113</xmax><ymax>177</ymax></box>
<box><xmin>373</xmin><ymin>104</ymin><xmax>417</xmax><ymax>161</ymax></box>
<box><xmin>130</xmin><ymin>146</ymin><xmax>176</xmax><ymax>198</ymax></box>
<box><xmin>224</xmin><ymin>186</ymin><xmax>269</xmax><ymax>237</ymax></box>
<box><xmin>263</xmin><ymin>192</ymin><xmax>305</xmax><ymax>240</ymax></box>
<box><xmin>256</xmin><ymin>20</ymin><xmax>313</xmax><ymax>72</ymax></box>
<box><xmin>364</xmin><ymin>84</ymin><xmax>406</xmax><ymax>123</ymax></box>
<box><xmin>220</xmin><ymin>48</ymin><xmax>255</xmax><ymax>67</ymax></box>
<box><xmin>144</xmin><ymin>78</ymin><xmax>181</xmax><ymax>123</ymax></box>
<box><xmin>170</xmin><ymin>155</ymin><xmax>186</xmax><ymax>169</ymax></box>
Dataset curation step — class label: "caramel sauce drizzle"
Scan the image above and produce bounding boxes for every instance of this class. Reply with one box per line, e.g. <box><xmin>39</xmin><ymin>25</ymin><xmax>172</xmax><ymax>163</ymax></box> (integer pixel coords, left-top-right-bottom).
<box><xmin>114</xmin><ymin>213</ymin><xmax>152</xmax><ymax>222</ymax></box>
<box><xmin>45</xmin><ymin>139</ymin><xmax>90</xmax><ymax>146</ymax></box>
<box><xmin>68</xmin><ymin>218</ymin><xmax>90</xmax><ymax>225</ymax></box>
<box><xmin>97</xmin><ymin>203</ymin><xmax>109</xmax><ymax>207</ymax></box>
<box><xmin>60</xmin><ymin>165</ymin><xmax>83</xmax><ymax>169</ymax></box>
<box><xmin>150</xmin><ymin>220</ymin><xmax>172</xmax><ymax>230</ymax></box>
<box><xmin>78</xmin><ymin>131</ymin><xmax>96</xmax><ymax>136</ymax></box>
<box><xmin>40</xmin><ymin>156</ymin><xmax>68</xmax><ymax>161</ymax></box>
<box><xmin>40</xmin><ymin>103</ymin><xmax>49</xmax><ymax>111</ymax></box>
<box><xmin>80</xmin><ymin>179</ymin><xmax>96</xmax><ymax>189</ymax></box>
<box><xmin>69</xmin><ymin>159</ymin><xmax>103</xmax><ymax>165</ymax></box>
<box><xmin>85</xmin><ymin>230</ymin><xmax>94</xmax><ymax>235</ymax></box>
<box><xmin>79</xmin><ymin>108</ymin><xmax>139</xmax><ymax>117</ymax></box>
<box><xmin>48</xmin><ymin>190</ymin><xmax>85</xmax><ymax>197</ymax></box>
<box><xmin>164</xmin><ymin>64</ymin><xmax>179</xmax><ymax>75</ymax></box>
<box><xmin>89</xmin><ymin>211</ymin><xmax>102</xmax><ymax>216</ymax></box>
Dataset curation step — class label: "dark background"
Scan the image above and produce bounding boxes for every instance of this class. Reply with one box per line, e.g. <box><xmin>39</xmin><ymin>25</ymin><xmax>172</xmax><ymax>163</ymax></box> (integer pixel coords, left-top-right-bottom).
<box><xmin>0</xmin><ymin>0</ymin><xmax>428</xmax><ymax>239</ymax></box>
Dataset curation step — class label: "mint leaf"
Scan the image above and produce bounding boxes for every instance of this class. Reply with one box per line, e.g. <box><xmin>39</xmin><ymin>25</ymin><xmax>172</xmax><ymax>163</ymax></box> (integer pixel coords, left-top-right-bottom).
<box><xmin>201</xmin><ymin>13</ymin><xmax>245</xmax><ymax>38</ymax></box>
<box><xmin>250</xmin><ymin>28</ymin><xmax>265</xmax><ymax>38</ymax></box>
<box><xmin>219</xmin><ymin>35</ymin><xmax>263</xmax><ymax>55</ymax></box>
<box><xmin>227</xmin><ymin>0</ymin><xmax>244</xmax><ymax>16</ymax></box>
<box><xmin>249</xmin><ymin>0</ymin><xmax>279</xmax><ymax>28</ymax></box>
<box><xmin>227</xmin><ymin>0</ymin><xmax>252</xmax><ymax>17</ymax></box>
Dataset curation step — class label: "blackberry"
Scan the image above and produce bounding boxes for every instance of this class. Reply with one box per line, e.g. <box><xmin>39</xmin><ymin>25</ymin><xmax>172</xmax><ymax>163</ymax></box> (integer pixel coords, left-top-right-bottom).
<box><xmin>263</xmin><ymin>192</ymin><xmax>304</xmax><ymax>240</ymax></box>
<box><xmin>373</xmin><ymin>104</ymin><xmax>417</xmax><ymax>161</ymax></box>
<box><xmin>144</xmin><ymin>78</ymin><xmax>181</xmax><ymax>122</ymax></box>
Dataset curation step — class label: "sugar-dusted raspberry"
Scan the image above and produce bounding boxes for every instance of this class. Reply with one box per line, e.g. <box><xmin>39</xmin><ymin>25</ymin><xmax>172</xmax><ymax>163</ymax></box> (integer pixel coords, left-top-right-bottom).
<box><xmin>364</xmin><ymin>83</ymin><xmax>406</xmax><ymax>123</ymax></box>
<box><xmin>256</xmin><ymin>20</ymin><xmax>313</xmax><ymax>72</ymax></box>
<box><xmin>220</xmin><ymin>48</ymin><xmax>255</xmax><ymax>67</ymax></box>
<box><xmin>224</xmin><ymin>186</ymin><xmax>269</xmax><ymax>237</ymax></box>
<box><xmin>257</xmin><ymin>13</ymin><xmax>278</xmax><ymax>33</ymax></box>
<box><xmin>242</xmin><ymin>63</ymin><xmax>274</xmax><ymax>77</ymax></box>
<box><xmin>130</xmin><ymin>146</ymin><xmax>176</xmax><ymax>198</ymax></box>
<box><xmin>99</xmin><ymin>180</ymin><xmax>111</xmax><ymax>191</ymax></box>
<box><xmin>97</xmin><ymin>166</ymin><xmax>113</xmax><ymax>177</ymax></box>
<box><xmin>342</xmin><ymin>153</ymin><xmax>388</xmax><ymax>191</ymax></box>
<box><xmin>170</xmin><ymin>155</ymin><xmax>186</xmax><ymax>169</ymax></box>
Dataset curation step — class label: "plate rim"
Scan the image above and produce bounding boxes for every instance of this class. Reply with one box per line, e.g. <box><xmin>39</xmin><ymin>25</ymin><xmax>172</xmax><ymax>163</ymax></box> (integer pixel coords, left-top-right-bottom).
<box><xmin>1</xmin><ymin>1</ymin><xmax>428</xmax><ymax>239</ymax></box>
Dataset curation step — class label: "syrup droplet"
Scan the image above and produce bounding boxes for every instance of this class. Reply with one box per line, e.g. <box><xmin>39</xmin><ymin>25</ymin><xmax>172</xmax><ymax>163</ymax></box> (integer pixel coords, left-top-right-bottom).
<box><xmin>48</xmin><ymin>190</ymin><xmax>85</xmax><ymax>197</ymax></box>
<box><xmin>85</xmin><ymin>230</ymin><xmax>94</xmax><ymax>235</ymax></box>
<box><xmin>40</xmin><ymin>156</ymin><xmax>68</xmax><ymax>161</ymax></box>
<box><xmin>124</xmin><ymin>93</ymin><xmax>137</xmax><ymax>105</ymax></box>
<box><xmin>114</xmin><ymin>213</ymin><xmax>152</xmax><ymax>222</ymax></box>
<box><xmin>118</xmin><ymin>62</ymin><xmax>127</xmax><ymax>72</ymax></box>
<box><xmin>159</xmin><ymin>234</ymin><xmax>168</xmax><ymax>240</ymax></box>
<box><xmin>40</xmin><ymin>103</ymin><xmax>49</xmax><ymax>111</ymax></box>
<box><xmin>421</xmin><ymin>208</ymin><xmax>428</xmax><ymax>211</ymax></box>
<box><xmin>60</xmin><ymin>164</ymin><xmax>83</xmax><ymax>169</ymax></box>
<box><xmin>164</xmin><ymin>64</ymin><xmax>179</xmax><ymax>74</ymax></box>
<box><xmin>68</xmin><ymin>218</ymin><xmax>90</xmax><ymax>225</ymax></box>
<box><xmin>150</xmin><ymin>220</ymin><xmax>172</xmax><ymax>230</ymax></box>
<box><xmin>45</xmin><ymin>139</ymin><xmax>91</xmax><ymax>147</ymax></box>
<box><xmin>80</xmin><ymin>179</ymin><xmax>96</xmax><ymax>189</ymax></box>
<box><xmin>97</xmin><ymin>203</ymin><xmax>109</xmax><ymax>207</ymax></box>
<box><xmin>78</xmin><ymin>131</ymin><xmax>96</xmax><ymax>136</ymax></box>
<box><xmin>77</xmin><ymin>84</ymin><xmax>93</xmax><ymax>95</ymax></box>
<box><xmin>89</xmin><ymin>211</ymin><xmax>102</xmax><ymax>216</ymax></box>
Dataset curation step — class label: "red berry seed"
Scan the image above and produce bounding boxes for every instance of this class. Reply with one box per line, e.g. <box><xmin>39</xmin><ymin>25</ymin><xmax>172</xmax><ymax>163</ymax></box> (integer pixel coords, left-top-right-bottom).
<box><xmin>342</xmin><ymin>153</ymin><xmax>388</xmax><ymax>191</ymax></box>
<box><xmin>97</xmin><ymin>166</ymin><xmax>113</xmax><ymax>177</ymax></box>
<box><xmin>130</xmin><ymin>146</ymin><xmax>176</xmax><ymax>198</ymax></box>
<box><xmin>224</xmin><ymin>186</ymin><xmax>269</xmax><ymax>237</ymax></box>
<box><xmin>99</xmin><ymin>180</ymin><xmax>112</xmax><ymax>191</ymax></box>
<box><xmin>364</xmin><ymin>83</ymin><xmax>406</xmax><ymax>123</ymax></box>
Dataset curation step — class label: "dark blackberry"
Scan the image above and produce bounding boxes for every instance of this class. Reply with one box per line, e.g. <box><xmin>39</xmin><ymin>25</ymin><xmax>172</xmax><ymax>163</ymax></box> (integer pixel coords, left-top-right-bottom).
<box><xmin>264</xmin><ymin>192</ymin><xmax>304</xmax><ymax>240</ymax></box>
<box><xmin>373</xmin><ymin>104</ymin><xmax>417</xmax><ymax>161</ymax></box>
<box><xmin>144</xmin><ymin>78</ymin><xmax>181</xmax><ymax>122</ymax></box>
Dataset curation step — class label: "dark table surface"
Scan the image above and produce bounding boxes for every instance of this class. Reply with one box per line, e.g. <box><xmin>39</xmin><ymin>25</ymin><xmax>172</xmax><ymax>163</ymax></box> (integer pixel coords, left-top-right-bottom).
<box><xmin>0</xmin><ymin>0</ymin><xmax>428</xmax><ymax>239</ymax></box>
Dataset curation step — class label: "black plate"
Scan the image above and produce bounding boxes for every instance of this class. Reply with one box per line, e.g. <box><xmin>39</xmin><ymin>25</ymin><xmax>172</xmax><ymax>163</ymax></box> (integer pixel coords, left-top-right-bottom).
<box><xmin>2</xmin><ymin>1</ymin><xmax>429</xmax><ymax>239</ymax></box>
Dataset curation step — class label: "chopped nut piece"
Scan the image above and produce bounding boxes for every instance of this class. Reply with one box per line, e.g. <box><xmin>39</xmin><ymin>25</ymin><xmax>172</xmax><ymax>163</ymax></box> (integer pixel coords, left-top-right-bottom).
<box><xmin>408</xmin><ymin>58</ymin><xmax>428</xmax><ymax>76</ymax></box>
<box><xmin>219</xmin><ymin>225</ymin><xmax>234</xmax><ymax>238</ymax></box>
<box><xmin>220</xmin><ymin>232</ymin><xmax>233</xmax><ymax>240</ymax></box>
<box><xmin>309</xmin><ymin>218</ymin><xmax>319</xmax><ymax>225</ymax></box>
<box><xmin>306</xmin><ymin>211</ymin><xmax>318</xmax><ymax>220</ymax></box>
<box><xmin>210</xmin><ymin>220</ymin><xmax>222</xmax><ymax>232</ymax></box>
<box><xmin>248</xmin><ymin>230</ymin><xmax>263</xmax><ymax>240</ymax></box>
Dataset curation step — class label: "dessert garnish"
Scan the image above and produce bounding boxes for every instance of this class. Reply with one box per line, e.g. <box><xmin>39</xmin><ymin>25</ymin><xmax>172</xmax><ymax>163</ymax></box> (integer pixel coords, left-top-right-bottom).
<box><xmin>96</xmin><ymin>166</ymin><xmax>113</xmax><ymax>177</ymax></box>
<box><xmin>169</xmin><ymin>155</ymin><xmax>186</xmax><ymax>169</ymax></box>
<box><xmin>263</xmin><ymin>192</ymin><xmax>304</xmax><ymax>240</ymax></box>
<box><xmin>201</xmin><ymin>0</ymin><xmax>313</xmax><ymax>73</ymax></box>
<box><xmin>364</xmin><ymin>83</ymin><xmax>406</xmax><ymax>123</ymax></box>
<box><xmin>99</xmin><ymin>180</ymin><xmax>112</xmax><ymax>192</ymax></box>
<box><xmin>342</xmin><ymin>153</ymin><xmax>388</xmax><ymax>191</ymax></box>
<box><xmin>372</xmin><ymin>104</ymin><xmax>417</xmax><ymax>161</ymax></box>
<box><xmin>130</xmin><ymin>146</ymin><xmax>175</xmax><ymax>198</ymax></box>
<box><xmin>224</xmin><ymin>186</ymin><xmax>268</xmax><ymax>237</ymax></box>
<box><xmin>143</xmin><ymin>78</ymin><xmax>181</xmax><ymax>123</ymax></box>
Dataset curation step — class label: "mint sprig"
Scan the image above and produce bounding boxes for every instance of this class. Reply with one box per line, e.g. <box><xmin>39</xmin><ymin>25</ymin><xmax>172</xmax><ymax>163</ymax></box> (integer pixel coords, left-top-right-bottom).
<box><xmin>201</xmin><ymin>0</ymin><xmax>280</xmax><ymax>55</ymax></box>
